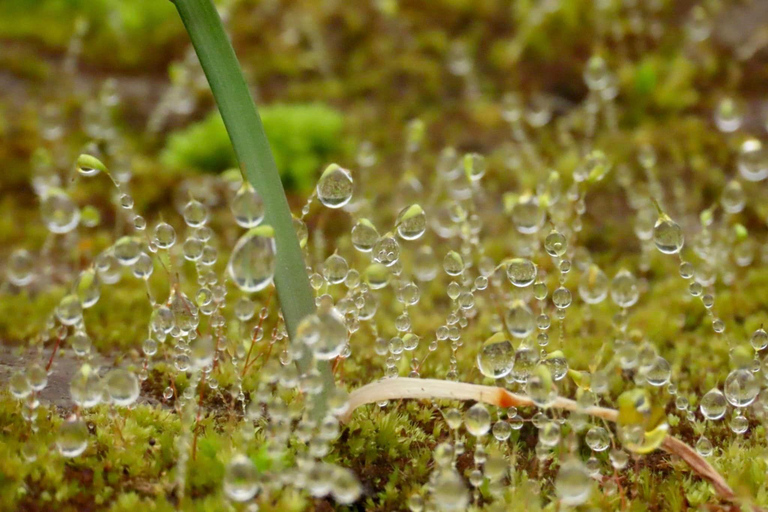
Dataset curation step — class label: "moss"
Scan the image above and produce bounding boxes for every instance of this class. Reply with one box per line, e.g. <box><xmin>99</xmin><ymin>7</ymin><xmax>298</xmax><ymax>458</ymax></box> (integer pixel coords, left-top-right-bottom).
<box><xmin>161</xmin><ymin>104</ymin><xmax>345</xmax><ymax>192</ymax></box>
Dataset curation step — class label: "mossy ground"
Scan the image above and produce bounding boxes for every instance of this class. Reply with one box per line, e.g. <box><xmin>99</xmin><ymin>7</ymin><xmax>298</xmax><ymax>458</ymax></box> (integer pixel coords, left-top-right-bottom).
<box><xmin>2</xmin><ymin>0</ymin><xmax>768</xmax><ymax>511</ymax></box>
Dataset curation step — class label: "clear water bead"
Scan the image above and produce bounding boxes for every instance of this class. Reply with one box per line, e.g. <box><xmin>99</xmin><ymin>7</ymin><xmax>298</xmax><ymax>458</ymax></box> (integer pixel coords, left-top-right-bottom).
<box><xmin>477</xmin><ymin>334</ymin><xmax>514</xmax><ymax>378</ymax></box>
<box><xmin>465</xmin><ymin>403</ymin><xmax>491</xmax><ymax>437</ymax></box>
<box><xmin>578</xmin><ymin>264</ymin><xmax>608</xmax><ymax>304</ymax></box>
<box><xmin>317</xmin><ymin>164</ymin><xmax>354</xmax><ymax>208</ymax></box>
<box><xmin>228</xmin><ymin>227</ymin><xmax>276</xmax><ymax>293</ymax></box>
<box><xmin>724</xmin><ymin>369</ymin><xmax>759</xmax><ymax>408</ymax></box>
<box><xmin>7</xmin><ymin>249</ymin><xmax>35</xmax><ymax>286</ymax></box>
<box><xmin>183</xmin><ymin>199</ymin><xmax>208</xmax><ymax>227</ymax></box>
<box><xmin>41</xmin><ymin>189</ymin><xmax>80</xmax><ymax>234</ymax></box>
<box><xmin>653</xmin><ymin>215</ymin><xmax>684</xmax><ymax>254</ymax></box>
<box><xmin>699</xmin><ymin>388</ymin><xmax>727</xmax><ymax>420</ymax></box>
<box><xmin>396</xmin><ymin>204</ymin><xmax>427</xmax><ymax>240</ymax></box>
<box><xmin>611</xmin><ymin>269</ymin><xmax>639</xmax><ymax>308</ymax></box>
<box><xmin>104</xmin><ymin>369</ymin><xmax>140</xmax><ymax>407</ymax></box>
<box><xmin>153</xmin><ymin>222</ymin><xmax>176</xmax><ymax>249</ymax></box>
<box><xmin>443</xmin><ymin>251</ymin><xmax>464</xmax><ymax>276</ymax></box>
<box><xmin>506</xmin><ymin>258</ymin><xmax>536</xmax><ymax>287</ymax></box>
<box><xmin>555</xmin><ymin>458</ymin><xmax>592</xmax><ymax>506</ymax></box>
<box><xmin>57</xmin><ymin>417</ymin><xmax>89</xmax><ymax>457</ymax></box>
<box><xmin>230</xmin><ymin>182</ymin><xmax>265</xmax><ymax>228</ymax></box>
<box><xmin>351</xmin><ymin>219</ymin><xmax>379</xmax><ymax>252</ymax></box>
<box><xmin>223</xmin><ymin>454</ymin><xmax>259</xmax><ymax>502</ymax></box>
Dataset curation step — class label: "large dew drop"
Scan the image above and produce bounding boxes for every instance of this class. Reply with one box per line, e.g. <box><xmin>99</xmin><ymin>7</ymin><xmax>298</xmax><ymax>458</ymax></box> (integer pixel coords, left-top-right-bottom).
<box><xmin>476</xmin><ymin>333</ymin><xmax>514</xmax><ymax>379</ymax></box>
<box><xmin>228</xmin><ymin>226</ymin><xmax>276</xmax><ymax>293</ymax></box>
<box><xmin>578</xmin><ymin>264</ymin><xmax>608</xmax><ymax>304</ymax></box>
<box><xmin>555</xmin><ymin>459</ymin><xmax>591</xmax><ymax>506</ymax></box>
<box><xmin>296</xmin><ymin>300</ymin><xmax>348</xmax><ymax>360</ymax></box>
<box><xmin>317</xmin><ymin>164</ymin><xmax>353</xmax><ymax>209</ymax></box>
<box><xmin>7</xmin><ymin>249</ymin><xmax>35</xmax><ymax>286</ymax></box>
<box><xmin>223</xmin><ymin>454</ymin><xmax>259</xmax><ymax>502</ymax></box>
<box><xmin>104</xmin><ymin>369</ymin><xmax>140</xmax><ymax>407</ymax></box>
<box><xmin>351</xmin><ymin>219</ymin><xmax>379</xmax><ymax>252</ymax></box>
<box><xmin>396</xmin><ymin>204</ymin><xmax>427</xmax><ymax>240</ymax></box>
<box><xmin>506</xmin><ymin>258</ymin><xmax>536</xmax><ymax>287</ymax></box>
<box><xmin>57</xmin><ymin>417</ymin><xmax>89</xmax><ymax>458</ymax></box>
<box><xmin>230</xmin><ymin>182</ymin><xmax>265</xmax><ymax>228</ymax></box>
<box><xmin>41</xmin><ymin>189</ymin><xmax>80</xmax><ymax>234</ymax></box>
<box><xmin>505</xmin><ymin>300</ymin><xmax>535</xmax><ymax>338</ymax></box>
<box><xmin>653</xmin><ymin>215</ymin><xmax>684</xmax><ymax>254</ymax></box>
<box><xmin>699</xmin><ymin>388</ymin><xmax>727</xmax><ymax>420</ymax></box>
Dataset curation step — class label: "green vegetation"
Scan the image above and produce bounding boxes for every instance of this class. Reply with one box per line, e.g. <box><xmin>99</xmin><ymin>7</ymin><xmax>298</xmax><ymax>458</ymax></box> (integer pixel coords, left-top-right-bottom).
<box><xmin>161</xmin><ymin>104</ymin><xmax>345</xmax><ymax>192</ymax></box>
<box><xmin>2</xmin><ymin>0</ymin><xmax>768</xmax><ymax>511</ymax></box>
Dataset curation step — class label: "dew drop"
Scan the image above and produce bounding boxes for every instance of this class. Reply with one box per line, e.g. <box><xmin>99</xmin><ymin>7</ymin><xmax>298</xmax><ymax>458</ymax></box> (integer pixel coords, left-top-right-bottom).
<box><xmin>41</xmin><ymin>189</ymin><xmax>80</xmax><ymax>234</ymax></box>
<box><xmin>223</xmin><ymin>454</ymin><xmax>259</xmax><ymax>502</ymax></box>
<box><xmin>396</xmin><ymin>204</ymin><xmax>427</xmax><ymax>240</ymax></box>
<box><xmin>317</xmin><ymin>164</ymin><xmax>353</xmax><ymax>209</ymax></box>
<box><xmin>477</xmin><ymin>334</ymin><xmax>514</xmax><ymax>379</ymax></box>
<box><xmin>230</xmin><ymin>182</ymin><xmax>265</xmax><ymax>228</ymax></box>
<box><xmin>104</xmin><ymin>369</ymin><xmax>140</xmax><ymax>407</ymax></box>
<box><xmin>57</xmin><ymin>418</ymin><xmax>89</xmax><ymax>458</ymax></box>
<box><xmin>228</xmin><ymin>226</ymin><xmax>276</xmax><ymax>293</ymax></box>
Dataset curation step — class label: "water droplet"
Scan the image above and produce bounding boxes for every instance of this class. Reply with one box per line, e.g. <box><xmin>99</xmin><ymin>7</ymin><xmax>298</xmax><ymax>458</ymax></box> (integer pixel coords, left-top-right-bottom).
<box><xmin>585</xmin><ymin>426</ymin><xmax>610</xmax><ymax>452</ymax></box>
<box><xmin>465</xmin><ymin>403</ymin><xmax>491</xmax><ymax>437</ymax></box>
<box><xmin>351</xmin><ymin>219</ymin><xmax>379</xmax><ymax>252</ymax></box>
<box><xmin>545</xmin><ymin>229</ymin><xmax>567</xmax><ymax>257</ymax></box>
<box><xmin>477</xmin><ymin>334</ymin><xmax>514</xmax><ymax>378</ymax></box>
<box><xmin>228</xmin><ymin>226</ymin><xmax>276</xmax><ymax>293</ymax></box>
<box><xmin>57</xmin><ymin>418</ymin><xmax>89</xmax><ymax>457</ymax></box>
<box><xmin>443</xmin><ymin>251</ymin><xmax>464</xmax><ymax>276</ymax></box>
<box><xmin>317</xmin><ymin>164</ymin><xmax>353</xmax><ymax>208</ymax></box>
<box><xmin>724</xmin><ymin>369</ymin><xmax>759</xmax><ymax>408</ymax></box>
<box><xmin>230</xmin><ymin>182</ymin><xmax>265</xmax><ymax>228</ymax></box>
<box><xmin>224</xmin><ymin>454</ymin><xmax>259</xmax><ymax>502</ymax></box>
<box><xmin>74</xmin><ymin>269</ymin><xmax>101</xmax><ymax>308</ymax></box>
<box><xmin>505</xmin><ymin>300</ymin><xmax>535</xmax><ymax>338</ymax></box>
<box><xmin>750</xmin><ymin>327</ymin><xmax>768</xmax><ymax>351</ymax></box>
<box><xmin>373</xmin><ymin>236</ymin><xmax>400</xmax><ymax>267</ymax></box>
<box><xmin>645</xmin><ymin>357</ymin><xmax>671</xmax><ymax>386</ymax></box>
<box><xmin>737</xmin><ymin>139</ymin><xmax>768</xmax><ymax>182</ymax></box>
<box><xmin>555</xmin><ymin>458</ymin><xmax>591</xmax><ymax>506</ymax></box>
<box><xmin>296</xmin><ymin>302</ymin><xmax>347</xmax><ymax>360</ymax></box>
<box><xmin>114</xmin><ymin>236</ymin><xmax>141</xmax><ymax>266</ymax></box>
<box><xmin>7</xmin><ymin>249</ymin><xmax>35</xmax><ymax>286</ymax></box>
<box><xmin>76</xmin><ymin>154</ymin><xmax>106</xmax><ymax>177</ymax></box>
<box><xmin>578</xmin><ymin>264</ymin><xmax>608</xmax><ymax>304</ymax></box>
<box><xmin>510</xmin><ymin>194</ymin><xmax>545</xmax><ymax>234</ymax></box>
<box><xmin>153</xmin><ymin>222</ymin><xmax>176</xmax><ymax>249</ymax></box>
<box><xmin>695</xmin><ymin>436</ymin><xmax>713</xmax><ymax>457</ymax></box>
<box><xmin>323</xmin><ymin>254</ymin><xmax>349</xmax><ymax>284</ymax></box>
<box><xmin>463</xmin><ymin>153</ymin><xmax>486</xmax><ymax>181</ymax></box>
<box><xmin>653</xmin><ymin>215</ymin><xmax>683</xmax><ymax>254</ymax></box>
<box><xmin>700</xmin><ymin>388</ymin><xmax>727</xmax><ymax>420</ymax></box>
<box><xmin>104</xmin><ymin>369</ymin><xmax>140</xmax><ymax>407</ymax></box>
<box><xmin>9</xmin><ymin>371</ymin><xmax>32</xmax><ymax>399</ymax></box>
<box><xmin>41</xmin><ymin>189</ymin><xmax>80</xmax><ymax>234</ymax></box>
<box><xmin>56</xmin><ymin>294</ymin><xmax>83</xmax><ymax>326</ymax></box>
<box><xmin>183</xmin><ymin>199</ymin><xmax>208</xmax><ymax>228</ymax></box>
<box><xmin>396</xmin><ymin>204</ymin><xmax>427</xmax><ymax>240</ymax></box>
<box><xmin>506</xmin><ymin>258</ymin><xmax>536</xmax><ymax>287</ymax></box>
<box><xmin>70</xmin><ymin>367</ymin><xmax>102</xmax><ymax>408</ymax></box>
<box><xmin>611</xmin><ymin>269</ymin><xmax>639</xmax><ymax>308</ymax></box>
<box><xmin>721</xmin><ymin>180</ymin><xmax>746</xmax><ymax>214</ymax></box>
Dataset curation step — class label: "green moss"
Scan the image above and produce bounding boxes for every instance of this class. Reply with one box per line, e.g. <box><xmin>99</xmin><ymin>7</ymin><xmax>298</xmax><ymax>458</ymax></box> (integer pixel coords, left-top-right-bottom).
<box><xmin>161</xmin><ymin>104</ymin><xmax>345</xmax><ymax>192</ymax></box>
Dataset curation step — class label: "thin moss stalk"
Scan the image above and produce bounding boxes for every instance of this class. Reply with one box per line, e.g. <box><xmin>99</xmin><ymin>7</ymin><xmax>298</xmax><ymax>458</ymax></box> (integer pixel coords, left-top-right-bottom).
<box><xmin>172</xmin><ymin>0</ymin><xmax>333</xmax><ymax>411</ymax></box>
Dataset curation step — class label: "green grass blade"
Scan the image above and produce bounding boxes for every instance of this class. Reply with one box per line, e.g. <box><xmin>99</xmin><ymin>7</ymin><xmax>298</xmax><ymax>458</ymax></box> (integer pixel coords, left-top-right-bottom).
<box><xmin>173</xmin><ymin>0</ymin><xmax>333</xmax><ymax>400</ymax></box>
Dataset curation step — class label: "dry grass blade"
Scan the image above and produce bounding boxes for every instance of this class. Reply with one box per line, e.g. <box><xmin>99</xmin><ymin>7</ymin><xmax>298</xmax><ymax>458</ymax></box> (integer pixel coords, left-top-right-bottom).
<box><xmin>344</xmin><ymin>377</ymin><xmax>763</xmax><ymax>511</ymax></box>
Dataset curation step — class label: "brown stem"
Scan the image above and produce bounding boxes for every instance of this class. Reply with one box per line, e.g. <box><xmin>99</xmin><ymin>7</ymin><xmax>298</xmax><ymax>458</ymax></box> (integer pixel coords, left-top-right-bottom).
<box><xmin>342</xmin><ymin>378</ymin><xmax>761</xmax><ymax>511</ymax></box>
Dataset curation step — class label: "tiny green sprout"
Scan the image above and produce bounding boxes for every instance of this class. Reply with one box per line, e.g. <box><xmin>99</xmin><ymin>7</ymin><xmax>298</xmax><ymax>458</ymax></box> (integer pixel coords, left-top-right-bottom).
<box><xmin>76</xmin><ymin>153</ymin><xmax>108</xmax><ymax>177</ymax></box>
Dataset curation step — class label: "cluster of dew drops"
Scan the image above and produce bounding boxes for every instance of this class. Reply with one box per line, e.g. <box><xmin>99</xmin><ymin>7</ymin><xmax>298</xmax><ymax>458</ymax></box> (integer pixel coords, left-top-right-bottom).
<box><xmin>5</xmin><ymin>23</ymin><xmax>768</xmax><ymax>512</ymax></box>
